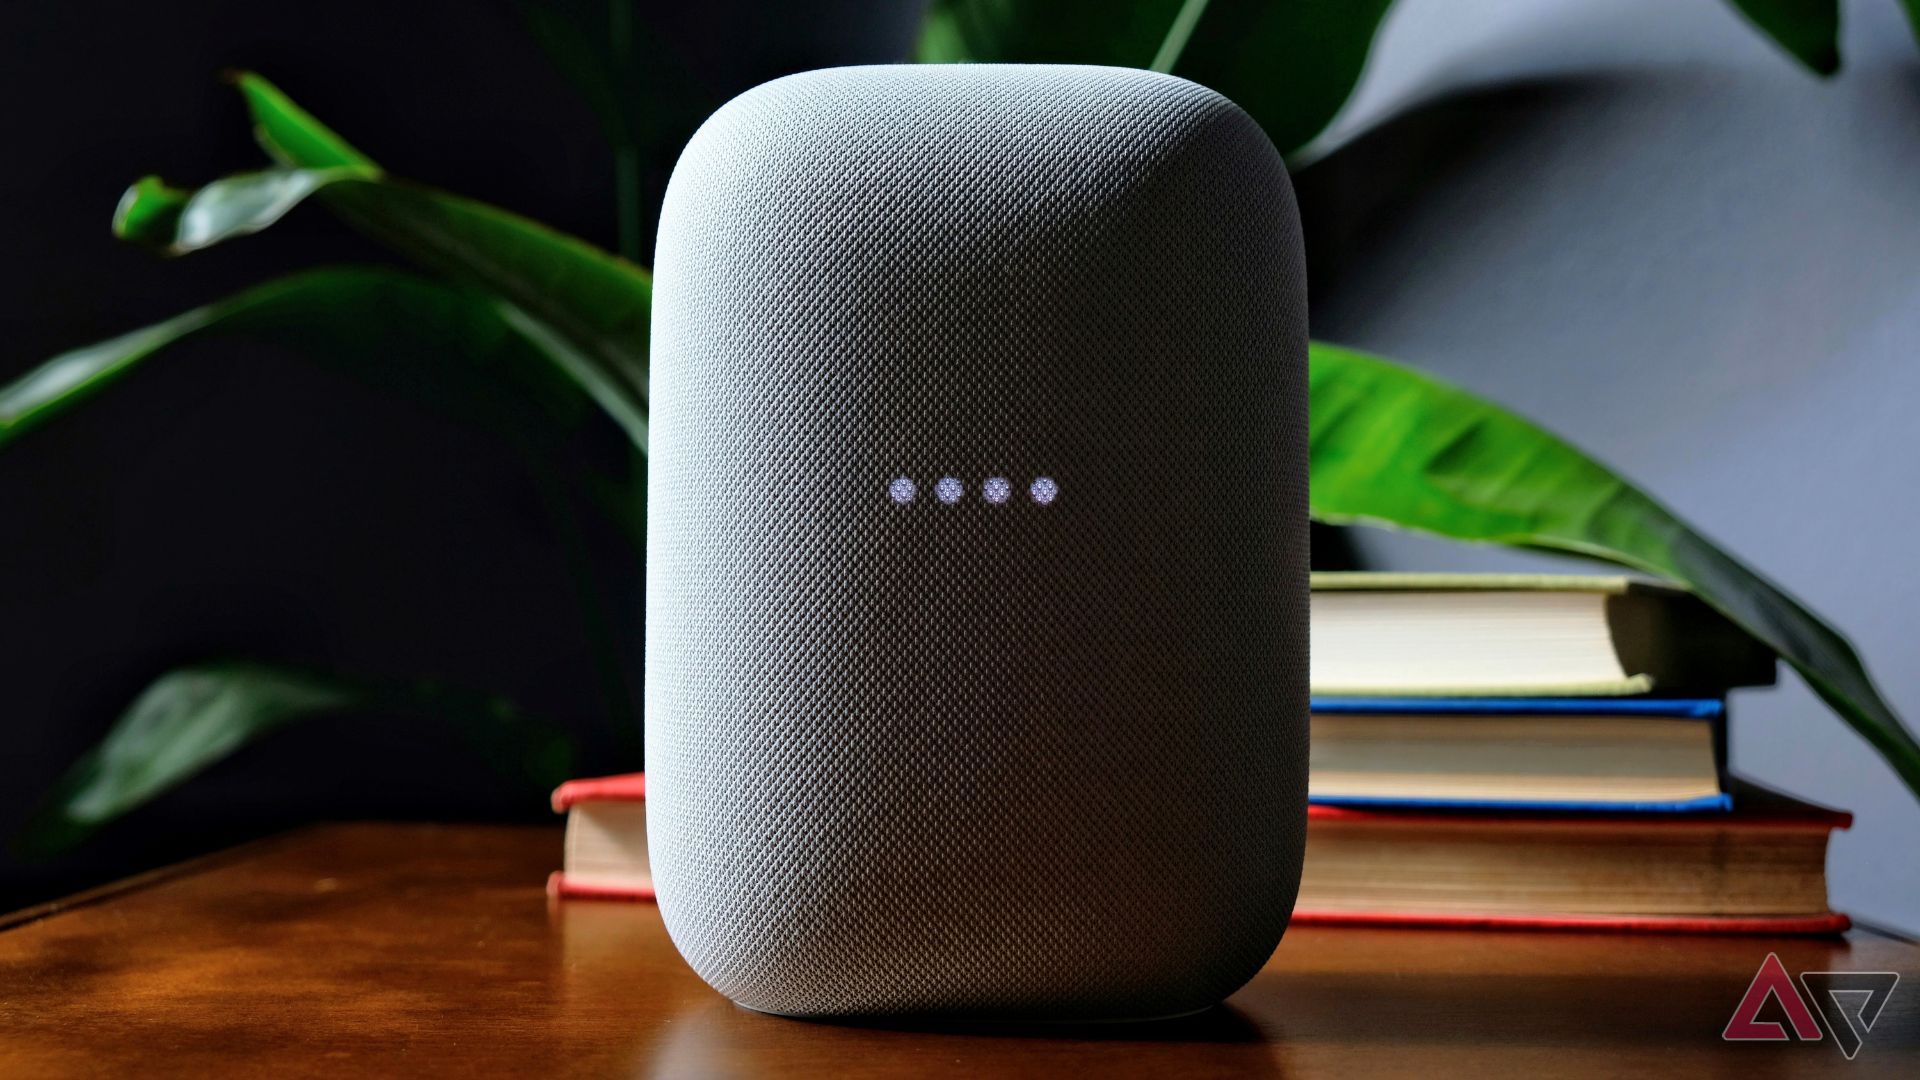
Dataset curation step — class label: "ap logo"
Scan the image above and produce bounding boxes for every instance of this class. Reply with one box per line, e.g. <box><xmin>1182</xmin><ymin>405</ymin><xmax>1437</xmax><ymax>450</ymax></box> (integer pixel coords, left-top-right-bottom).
<box><xmin>1723</xmin><ymin>952</ymin><xmax>1900</xmax><ymax>1060</ymax></box>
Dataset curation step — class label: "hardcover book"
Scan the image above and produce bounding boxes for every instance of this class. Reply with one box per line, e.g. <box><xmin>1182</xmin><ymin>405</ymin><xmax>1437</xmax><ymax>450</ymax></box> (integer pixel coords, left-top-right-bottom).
<box><xmin>548</xmin><ymin>773</ymin><xmax>653</xmax><ymax>902</ymax></box>
<box><xmin>1292</xmin><ymin>781</ymin><xmax>1849</xmax><ymax>934</ymax></box>
<box><xmin>1310</xmin><ymin>572</ymin><xmax>1777</xmax><ymax>697</ymax></box>
<box><xmin>1308</xmin><ymin>697</ymin><xmax>1729</xmax><ymax>812</ymax></box>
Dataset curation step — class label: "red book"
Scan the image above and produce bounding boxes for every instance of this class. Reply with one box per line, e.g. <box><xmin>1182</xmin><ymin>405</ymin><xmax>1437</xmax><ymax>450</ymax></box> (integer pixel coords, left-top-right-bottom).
<box><xmin>1291</xmin><ymin>782</ymin><xmax>1851</xmax><ymax>935</ymax></box>
<box><xmin>543</xmin><ymin>774</ymin><xmax>1848</xmax><ymax>934</ymax></box>
<box><xmin>548</xmin><ymin>773</ymin><xmax>653</xmax><ymax>902</ymax></box>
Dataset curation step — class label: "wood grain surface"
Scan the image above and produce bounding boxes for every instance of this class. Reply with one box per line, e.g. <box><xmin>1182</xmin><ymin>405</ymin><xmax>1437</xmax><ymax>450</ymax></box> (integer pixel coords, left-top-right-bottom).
<box><xmin>1</xmin><ymin>823</ymin><xmax>1914</xmax><ymax>1077</ymax></box>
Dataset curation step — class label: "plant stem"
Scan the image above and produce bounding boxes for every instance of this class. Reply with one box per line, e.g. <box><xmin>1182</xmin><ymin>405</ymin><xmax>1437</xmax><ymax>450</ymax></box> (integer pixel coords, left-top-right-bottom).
<box><xmin>1150</xmin><ymin>0</ymin><xmax>1213</xmax><ymax>73</ymax></box>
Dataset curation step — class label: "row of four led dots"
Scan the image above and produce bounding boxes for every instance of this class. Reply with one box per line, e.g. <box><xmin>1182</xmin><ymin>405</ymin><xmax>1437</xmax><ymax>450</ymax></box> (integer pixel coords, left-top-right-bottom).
<box><xmin>889</xmin><ymin>476</ymin><xmax>1058</xmax><ymax>506</ymax></box>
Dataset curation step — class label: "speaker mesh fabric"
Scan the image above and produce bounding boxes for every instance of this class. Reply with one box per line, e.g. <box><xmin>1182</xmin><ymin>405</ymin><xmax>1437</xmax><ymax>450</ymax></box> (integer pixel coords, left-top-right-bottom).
<box><xmin>647</xmin><ymin>64</ymin><xmax>1308</xmax><ymax>1019</ymax></box>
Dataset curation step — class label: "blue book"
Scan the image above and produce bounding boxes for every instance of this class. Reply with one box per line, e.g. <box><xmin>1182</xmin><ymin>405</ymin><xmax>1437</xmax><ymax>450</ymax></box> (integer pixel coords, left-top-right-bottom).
<box><xmin>1312</xmin><ymin>697</ymin><xmax>1724</xmax><ymax>718</ymax></box>
<box><xmin>1307</xmin><ymin>697</ymin><xmax>1731</xmax><ymax>813</ymax></box>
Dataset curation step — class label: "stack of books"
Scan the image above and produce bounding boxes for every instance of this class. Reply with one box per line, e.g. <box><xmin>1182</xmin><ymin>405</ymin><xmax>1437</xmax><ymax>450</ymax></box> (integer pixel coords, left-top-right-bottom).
<box><xmin>1298</xmin><ymin>572</ymin><xmax>1850</xmax><ymax>933</ymax></box>
<box><xmin>548</xmin><ymin>572</ymin><xmax>1852</xmax><ymax>936</ymax></box>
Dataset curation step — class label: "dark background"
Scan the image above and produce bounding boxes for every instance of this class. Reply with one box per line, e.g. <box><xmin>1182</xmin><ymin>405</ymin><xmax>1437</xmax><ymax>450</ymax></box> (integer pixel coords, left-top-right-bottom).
<box><xmin>1</xmin><ymin>1</ymin><xmax>1361</xmax><ymax>910</ymax></box>
<box><xmin>0</xmin><ymin>0</ymin><xmax>924</xmax><ymax>909</ymax></box>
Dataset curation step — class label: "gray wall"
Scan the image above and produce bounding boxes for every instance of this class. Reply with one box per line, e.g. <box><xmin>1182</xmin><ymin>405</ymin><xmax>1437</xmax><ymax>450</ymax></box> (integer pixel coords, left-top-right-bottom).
<box><xmin>1297</xmin><ymin>0</ymin><xmax>1920</xmax><ymax>929</ymax></box>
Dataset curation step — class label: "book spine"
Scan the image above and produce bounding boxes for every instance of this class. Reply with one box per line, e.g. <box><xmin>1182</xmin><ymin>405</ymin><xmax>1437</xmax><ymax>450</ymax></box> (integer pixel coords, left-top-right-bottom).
<box><xmin>1291</xmin><ymin>909</ymin><xmax>1850</xmax><ymax>935</ymax></box>
<box><xmin>1309</xmin><ymin>697</ymin><xmax>1724</xmax><ymax>717</ymax></box>
<box><xmin>1307</xmin><ymin>793</ymin><xmax>1735</xmax><ymax>813</ymax></box>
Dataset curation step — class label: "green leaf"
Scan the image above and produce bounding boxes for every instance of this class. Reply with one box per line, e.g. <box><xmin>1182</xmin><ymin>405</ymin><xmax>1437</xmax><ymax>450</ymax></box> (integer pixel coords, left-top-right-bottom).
<box><xmin>918</xmin><ymin>1</ymin><xmax>1849</xmax><ymax>155</ymax></box>
<box><xmin>114</xmin><ymin>166</ymin><xmax>370</xmax><ymax>254</ymax></box>
<box><xmin>104</xmin><ymin>176</ymin><xmax>650</xmax><ymax>446</ymax></box>
<box><xmin>19</xmin><ymin>665</ymin><xmax>354</xmax><ymax>853</ymax></box>
<box><xmin>112</xmin><ymin>176</ymin><xmax>192</xmax><ymax>248</ymax></box>
<box><xmin>17</xmin><ymin>664</ymin><xmax>575</xmax><ymax>855</ymax></box>
<box><xmin>1307</xmin><ymin>342</ymin><xmax>1920</xmax><ymax>800</ymax></box>
<box><xmin>2</xmin><ymin>268</ymin><xmax>645</xmax><ymax>807</ymax></box>
<box><xmin>0</xmin><ymin>266</ymin><xmax>601</xmax><ymax>450</ymax></box>
<box><xmin>1724</xmin><ymin>0</ymin><xmax>1840</xmax><ymax>75</ymax></box>
<box><xmin>2</xmin><ymin>266</ymin><xmax>646</xmax><ymax>774</ymax></box>
<box><xmin>196</xmin><ymin>72</ymin><xmax>653</xmax><ymax>449</ymax></box>
<box><xmin>228</xmin><ymin>69</ymin><xmax>373</xmax><ymax>170</ymax></box>
<box><xmin>916</xmin><ymin>0</ymin><xmax>1395</xmax><ymax>156</ymax></box>
<box><xmin>917</xmin><ymin>0</ymin><xmax>1172</xmax><ymax>66</ymax></box>
<box><xmin>1167</xmin><ymin>0</ymin><xmax>1394</xmax><ymax>157</ymax></box>
<box><xmin>1902</xmin><ymin>0</ymin><xmax>1920</xmax><ymax>46</ymax></box>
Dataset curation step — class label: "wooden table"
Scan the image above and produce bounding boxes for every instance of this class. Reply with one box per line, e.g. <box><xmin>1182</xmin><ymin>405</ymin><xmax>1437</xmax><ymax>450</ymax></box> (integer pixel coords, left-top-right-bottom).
<box><xmin>2</xmin><ymin>823</ymin><xmax>1914</xmax><ymax>1077</ymax></box>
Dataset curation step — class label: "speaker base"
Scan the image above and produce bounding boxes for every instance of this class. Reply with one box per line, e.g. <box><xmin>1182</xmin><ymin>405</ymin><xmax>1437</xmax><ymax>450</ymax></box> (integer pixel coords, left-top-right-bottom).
<box><xmin>729</xmin><ymin>998</ymin><xmax>1221</xmax><ymax>1026</ymax></box>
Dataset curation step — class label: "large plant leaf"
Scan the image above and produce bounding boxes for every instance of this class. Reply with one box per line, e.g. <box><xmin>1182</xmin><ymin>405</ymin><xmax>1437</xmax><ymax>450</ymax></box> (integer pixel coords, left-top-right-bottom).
<box><xmin>916</xmin><ymin>0</ymin><xmax>1845</xmax><ymax>158</ymax></box>
<box><xmin>112</xmin><ymin>167</ymin><xmax>370</xmax><ymax>254</ymax></box>
<box><xmin>2</xmin><ymin>268</ymin><xmax>643</xmax><ymax>829</ymax></box>
<box><xmin>1167</xmin><ymin>0</ymin><xmax>1395</xmax><ymax>156</ymax></box>
<box><xmin>0</xmin><ymin>266</ymin><xmax>599</xmax><ymax>450</ymax></box>
<box><xmin>1724</xmin><ymin>0</ymin><xmax>1840</xmax><ymax>75</ymax></box>
<box><xmin>917</xmin><ymin>0</ymin><xmax>1393</xmax><ymax>156</ymax></box>
<box><xmin>234</xmin><ymin>73</ymin><xmax>650</xmax><ymax>431</ymax></box>
<box><xmin>18</xmin><ymin>663</ymin><xmax>574</xmax><ymax>854</ymax></box>
<box><xmin>1308</xmin><ymin>342</ymin><xmax>1920</xmax><ymax>799</ymax></box>
<box><xmin>109</xmin><ymin>73</ymin><xmax>653</xmax><ymax>449</ymax></box>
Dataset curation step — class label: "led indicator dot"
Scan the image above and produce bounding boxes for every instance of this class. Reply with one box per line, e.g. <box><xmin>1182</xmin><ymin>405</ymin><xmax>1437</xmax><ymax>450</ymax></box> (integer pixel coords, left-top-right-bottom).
<box><xmin>982</xmin><ymin>477</ymin><xmax>1011</xmax><ymax>504</ymax></box>
<box><xmin>888</xmin><ymin>477</ymin><xmax>916</xmax><ymax>505</ymax></box>
<box><xmin>935</xmin><ymin>477</ymin><xmax>964</xmax><ymax>504</ymax></box>
<box><xmin>1030</xmin><ymin>477</ymin><xmax>1059</xmax><ymax>505</ymax></box>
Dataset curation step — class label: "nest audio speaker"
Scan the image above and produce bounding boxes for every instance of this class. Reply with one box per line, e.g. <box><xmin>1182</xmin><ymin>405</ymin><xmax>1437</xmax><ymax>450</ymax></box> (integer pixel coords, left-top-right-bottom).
<box><xmin>647</xmin><ymin>64</ymin><xmax>1308</xmax><ymax>1019</ymax></box>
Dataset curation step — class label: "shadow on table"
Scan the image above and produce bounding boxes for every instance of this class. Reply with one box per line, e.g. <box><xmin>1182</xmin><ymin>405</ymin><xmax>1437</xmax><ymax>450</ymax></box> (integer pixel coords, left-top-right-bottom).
<box><xmin>646</xmin><ymin>998</ymin><xmax>1285</xmax><ymax>1077</ymax></box>
<box><xmin>760</xmin><ymin>1001</ymin><xmax>1272</xmax><ymax>1042</ymax></box>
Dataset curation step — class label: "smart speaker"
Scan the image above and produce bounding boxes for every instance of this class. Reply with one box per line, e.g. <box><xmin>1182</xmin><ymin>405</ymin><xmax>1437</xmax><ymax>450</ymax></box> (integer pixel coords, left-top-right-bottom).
<box><xmin>646</xmin><ymin>64</ymin><xmax>1308</xmax><ymax>1020</ymax></box>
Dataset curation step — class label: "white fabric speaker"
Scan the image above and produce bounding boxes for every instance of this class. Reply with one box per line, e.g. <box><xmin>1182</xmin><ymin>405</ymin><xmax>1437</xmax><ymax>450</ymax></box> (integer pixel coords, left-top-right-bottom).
<box><xmin>647</xmin><ymin>63</ymin><xmax>1308</xmax><ymax>1020</ymax></box>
